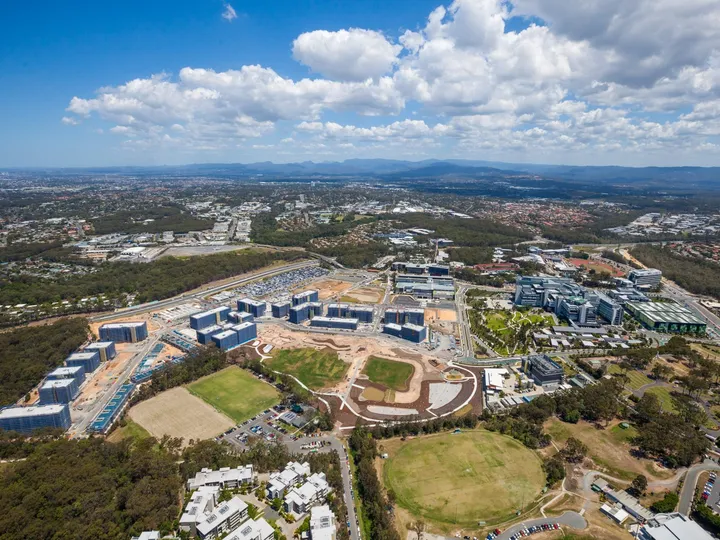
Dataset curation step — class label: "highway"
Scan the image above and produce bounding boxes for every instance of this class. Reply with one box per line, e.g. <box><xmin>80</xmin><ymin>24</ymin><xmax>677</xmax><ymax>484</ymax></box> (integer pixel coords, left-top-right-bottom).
<box><xmin>89</xmin><ymin>260</ymin><xmax>318</xmax><ymax>322</ymax></box>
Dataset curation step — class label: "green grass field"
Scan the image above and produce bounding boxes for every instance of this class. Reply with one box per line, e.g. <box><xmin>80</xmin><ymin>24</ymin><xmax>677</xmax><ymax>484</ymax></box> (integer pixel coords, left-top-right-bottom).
<box><xmin>607</xmin><ymin>365</ymin><xmax>653</xmax><ymax>391</ymax></box>
<box><xmin>362</xmin><ymin>356</ymin><xmax>414</xmax><ymax>392</ymax></box>
<box><xmin>645</xmin><ymin>386</ymin><xmax>677</xmax><ymax>413</ymax></box>
<box><xmin>107</xmin><ymin>419</ymin><xmax>151</xmax><ymax>444</ymax></box>
<box><xmin>188</xmin><ymin>366</ymin><xmax>281</xmax><ymax>423</ymax></box>
<box><xmin>383</xmin><ymin>430</ymin><xmax>545</xmax><ymax>526</ymax></box>
<box><xmin>266</xmin><ymin>348</ymin><xmax>348</xmax><ymax>390</ymax></box>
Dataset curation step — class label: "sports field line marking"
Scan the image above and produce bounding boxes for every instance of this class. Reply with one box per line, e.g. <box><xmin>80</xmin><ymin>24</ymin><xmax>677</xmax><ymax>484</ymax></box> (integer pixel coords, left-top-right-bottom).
<box><xmin>352</xmin><ymin>384</ymin><xmax>365</xmax><ymax>390</ymax></box>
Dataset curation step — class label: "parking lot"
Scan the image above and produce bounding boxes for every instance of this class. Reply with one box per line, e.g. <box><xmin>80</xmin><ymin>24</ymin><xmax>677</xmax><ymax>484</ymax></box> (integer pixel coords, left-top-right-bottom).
<box><xmin>219</xmin><ymin>405</ymin><xmax>295</xmax><ymax>447</ymax></box>
<box><xmin>701</xmin><ymin>471</ymin><xmax>720</xmax><ymax>510</ymax></box>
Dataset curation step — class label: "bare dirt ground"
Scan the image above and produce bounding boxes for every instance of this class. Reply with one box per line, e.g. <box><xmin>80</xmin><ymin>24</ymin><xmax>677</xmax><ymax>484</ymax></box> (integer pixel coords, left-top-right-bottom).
<box><xmin>258</xmin><ymin>323</ymin><xmax>451</xmax><ymax>406</ymax></box>
<box><xmin>73</xmin><ymin>345</ymin><xmax>137</xmax><ymax>408</ymax></box>
<box><xmin>128</xmin><ymin>387</ymin><xmax>234</xmax><ymax>444</ymax></box>
<box><xmin>295</xmin><ymin>278</ymin><xmax>353</xmax><ymax>300</ymax></box>
<box><xmin>341</xmin><ymin>286</ymin><xmax>384</xmax><ymax>303</ymax></box>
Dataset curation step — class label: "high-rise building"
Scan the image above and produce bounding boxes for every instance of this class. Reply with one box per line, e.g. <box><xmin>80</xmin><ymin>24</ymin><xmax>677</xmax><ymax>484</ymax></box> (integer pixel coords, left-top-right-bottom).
<box><xmin>99</xmin><ymin>321</ymin><xmax>148</xmax><ymax>343</ymax></box>
<box><xmin>271</xmin><ymin>302</ymin><xmax>291</xmax><ymax>318</ymax></box>
<box><xmin>65</xmin><ymin>351</ymin><xmax>101</xmax><ymax>374</ymax></box>
<box><xmin>0</xmin><ymin>404</ymin><xmax>71</xmax><ymax>434</ymax></box>
<box><xmin>310</xmin><ymin>317</ymin><xmax>358</xmax><ymax>330</ymax></box>
<box><xmin>237</xmin><ymin>299</ymin><xmax>266</xmax><ymax>318</ymax></box>
<box><xmin>83</xmin><ymin>341</ymin><xmax>117</xmax><ymax>362</ymax></box>
<box><xmin>47</xmin><ymin>365</ymin><xmax>85</xmax><ymax>386</ymax></box>
<box><xmin>190</xmin><ymin>307</ymin><xmax>232</xmax><ymax>330</ymax></box>
<box><xmin>197</xmin><ymin>325</ymin><xmax>224</xmax><ymax>345</ymax></box>
<box><xmin>289</xmin><ymin>303</ymin><xmax>310</xmax><ymax>324</ymax></box>
<box><xmin>39</xmin><ymin>378</ymin><xmax>80</xmax><ymax>404</ymax></box>
<box><xmin>212</xmin><ymin>330</ymin><xmax>240</xmax><ymax>351</ymax></box>
<box><xmin>292</xmin><ymin>290</ymin><xmax>319</xmax><ymax>306</ymax></box>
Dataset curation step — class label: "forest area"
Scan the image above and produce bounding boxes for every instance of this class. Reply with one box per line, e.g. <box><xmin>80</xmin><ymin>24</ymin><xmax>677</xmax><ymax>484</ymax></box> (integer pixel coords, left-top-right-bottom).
<box><xmin>0</xmin><ymin>249</ymin><xmax>306</xmax><ymax>305</ymax></box>
<box><xmin>0</xmin><ymin>317</ymin><xmax>89</xmax><ymax>406</ymax></box>
<box><xmin>90</xmin><ymin>205</ymin><xmax>215</xmax><ymax>235</ymax></box>
<box><xmin>631</xmin><ymin>245</ymin><xmax>720</xmax><ymax>298</ymax></box>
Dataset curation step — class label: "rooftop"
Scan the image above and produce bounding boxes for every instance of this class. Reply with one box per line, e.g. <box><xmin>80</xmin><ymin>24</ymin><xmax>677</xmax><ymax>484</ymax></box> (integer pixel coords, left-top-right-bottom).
<box><xmin>0</xmin><ymin>404</ymin><xmax>67</xmax><ymax>418</ymax></box>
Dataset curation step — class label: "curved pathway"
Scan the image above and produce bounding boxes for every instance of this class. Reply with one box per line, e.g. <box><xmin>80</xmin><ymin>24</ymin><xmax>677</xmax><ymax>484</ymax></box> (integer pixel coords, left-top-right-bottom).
<box><xmin>252</xmin><ymin>345</ymin><xmax>479</xmax><ymax>427</ymax></box>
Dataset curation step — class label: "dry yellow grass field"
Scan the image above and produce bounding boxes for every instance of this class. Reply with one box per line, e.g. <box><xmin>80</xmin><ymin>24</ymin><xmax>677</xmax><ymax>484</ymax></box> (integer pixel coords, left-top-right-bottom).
<box><xmin>128</xmin><ymin>387</ymin><xmax>234</xmax><ymax>444</ymax></box>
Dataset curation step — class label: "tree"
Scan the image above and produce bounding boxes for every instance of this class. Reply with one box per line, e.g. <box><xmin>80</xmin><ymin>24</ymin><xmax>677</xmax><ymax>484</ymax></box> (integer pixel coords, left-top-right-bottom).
<box><xmin>543</xmin><ymin>457</ymin><xmax>566</xmax><ymax>486</ymax></box>
<box><xmin>631</xmin><ymin>475</ymin><xmax>648</xmax><ymax>496</ymax></box>
<box><xmin>410</xmin><ymin>520</ymin><xmax>426</xmax><ymax>540</ymax></box>
<box><xmin>651</xmin><ymin>492</ymin><xmax>679</xmax><ymax>513</ymax></box>
<box><xmin>634</xmin><ymin>393</ymin><xmax>662</xmax><ymax>425</ymax></box>
<box><xmin>560</xmin><ymin>437</ymin><xmax>588</xmax><ymax>463</ymax></box>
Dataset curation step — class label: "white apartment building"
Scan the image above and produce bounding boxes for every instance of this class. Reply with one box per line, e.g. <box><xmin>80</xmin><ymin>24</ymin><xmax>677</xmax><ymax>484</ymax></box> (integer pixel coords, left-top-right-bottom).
<box><xmin>284</xmin><ymin>472</ymin><xmax>330</xmax><ymax>515</ymax></box>
<box><xmin>310</xmin><ymin>505</ymin><xmax>337</xmax><ymax>540</ymax></box>
<box><xmin>196</xmin><ymin>496</ymin><xmax>248</xmax><ymax>540</ymax></box>
<box><xmin>187</xmin><ymin>465</ymin><xmax>255</xmax><ymax>490</ymax></box>
<box><xmin>267</xmin><ymin>461</ymin><xmax>311</xmax><ymax>500</ymax></box>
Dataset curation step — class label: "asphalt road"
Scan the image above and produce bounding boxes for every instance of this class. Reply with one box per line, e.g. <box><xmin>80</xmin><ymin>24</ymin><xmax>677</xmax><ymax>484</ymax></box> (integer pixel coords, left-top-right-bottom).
<box><xmin>678</xmin><ymin>460</ymin><xmax>720</xmax><ymax>515</ymax></box>
<box><xmin>495</xmin><ymin>512</ymin><xmax>587</xmax><ymax>540</ymax></box>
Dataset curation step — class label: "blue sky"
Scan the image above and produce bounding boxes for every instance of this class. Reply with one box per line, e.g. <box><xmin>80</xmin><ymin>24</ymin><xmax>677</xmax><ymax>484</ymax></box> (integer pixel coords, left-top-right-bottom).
<box><xmin>1</xmin><ymin>0</ymin><xmax>719</xmax><ymax>167</ymax></box>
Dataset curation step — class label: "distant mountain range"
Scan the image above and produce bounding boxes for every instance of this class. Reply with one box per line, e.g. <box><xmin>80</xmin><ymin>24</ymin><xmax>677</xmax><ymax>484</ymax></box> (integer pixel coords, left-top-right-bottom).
<box><xmin>6</xmin><ymin>159</ymin><xmax>720</xmax><ymax>186</ymax></box>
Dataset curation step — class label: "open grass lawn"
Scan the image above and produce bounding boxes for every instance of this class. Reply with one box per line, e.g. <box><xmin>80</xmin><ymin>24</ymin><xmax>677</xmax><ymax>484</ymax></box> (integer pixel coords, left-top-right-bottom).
<box><xmin>645</xmin><ymin>386</ymin><xmax>677</xmax><ymax>413</ymax></box>
<box><xmin>107</xmin><ymin>419</ymin><xmax>151</xmax><ymax>444</ymax></box>
<box><xmin>188</xmin><ymin>366</ymin><xmax>281</xmax><ymax>423</ymax></box>
<box><xmin>362</xmin><ymin>356</ymin><xmax>414</xmax><ymax>392</ymax></box>
<box><xmin>607</xmin><ymin>364</ymin><xmax>653</xmax><ymax>391</ymax></box>
<box><xmin>383</xmin><ymin>430</ymin><xmax>545</xmax><ymax>527</ymax></box>
<box><xmin>267</xmin><ymin>348</ymin><xmax>348</xmax><ymax>390</ymax></box>
<box><xmin>339</xmin><ymin>295</ymin><xmax>360</xmax><ymax>304</ymax></box>
<box><xmin>545</xmin><ymin>418</ymin><xmax>672</xmax><ymax>482</ymax></box>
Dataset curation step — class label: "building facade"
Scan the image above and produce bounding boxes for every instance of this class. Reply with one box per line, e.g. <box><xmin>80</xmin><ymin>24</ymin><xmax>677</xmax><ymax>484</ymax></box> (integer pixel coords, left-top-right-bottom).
<box><xmin>83</xmin><ymin>341</ymin><xmax>117</xmax><ymax>361</ymax></box>
<box><xmin>0</xmin><ymin>404</ymin><xmax>71</xmax><ymax>434</ymax></box>
<box><xmin>99</xmin><ymin>321</ymin><xmax>148</xmax><ymax>343</ymax></box>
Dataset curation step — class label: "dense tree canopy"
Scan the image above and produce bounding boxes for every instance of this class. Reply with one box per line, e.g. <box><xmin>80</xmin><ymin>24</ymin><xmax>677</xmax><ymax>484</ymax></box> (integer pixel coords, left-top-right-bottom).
<box><xmin>0</xmin><ymin>249</ymin><xmax>306</xmax><ymax>305</ymax></box>
<box><xmin>0</xmin><ymin>437</ymin><xmax>182</xmax><ymax>539</ymax></box>
<box><xmin>631</xmin><ymin>245</ymin><xmax>720</xmax><ymax>298</ymax></box>
<box><xmin>0</xmin><ymin>317</ymin><xmax>89</xmax><ymax>406</ymax></box>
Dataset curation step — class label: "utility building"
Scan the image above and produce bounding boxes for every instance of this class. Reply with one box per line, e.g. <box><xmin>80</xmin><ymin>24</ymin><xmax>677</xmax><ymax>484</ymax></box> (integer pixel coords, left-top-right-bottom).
<box><xmin>99</xmin><ymin>321</ymin><xmax>148</xmax><ymax>343</ymax></box>
<box><xmin>39</xmin><ymin>378</ymin><xmax>80</xmax><ymax>404</ymax></box>
<box><xmin>271</xmin><ymin>302</ymin><xmax>291</xmax><ymax>318</ymax></box>
<box><xmin>292</xmin><ymin>290</ymin><xmax>319</xmax><ymax>306</ymax></box>
<box><xmin>190</xmin><ymin>307</ymin><xmax>232</xmax><ymax>331</ymax></box>
<box><xmin>66</xmin><ymin>351</ymin><xmax>101</xmax><ymax>374</ymax></box>
<box><xmin>237</xmin><ymin>299</ymin><xmax>266</xmax><ymax>318</ymax></box>
<box><xmin>523</xmin><ymin>355</ymin><xmax>564</xmax><ymax>386</ymax></box>
<box><xmin>0</xmin><ymin>404</ymin><xmax>71</xmax><ymax>434</ymax></box>
<box><xmin>83</xmin><ymin>341</ymin><xmax>117</xmax><ymax>362</ymax></box>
